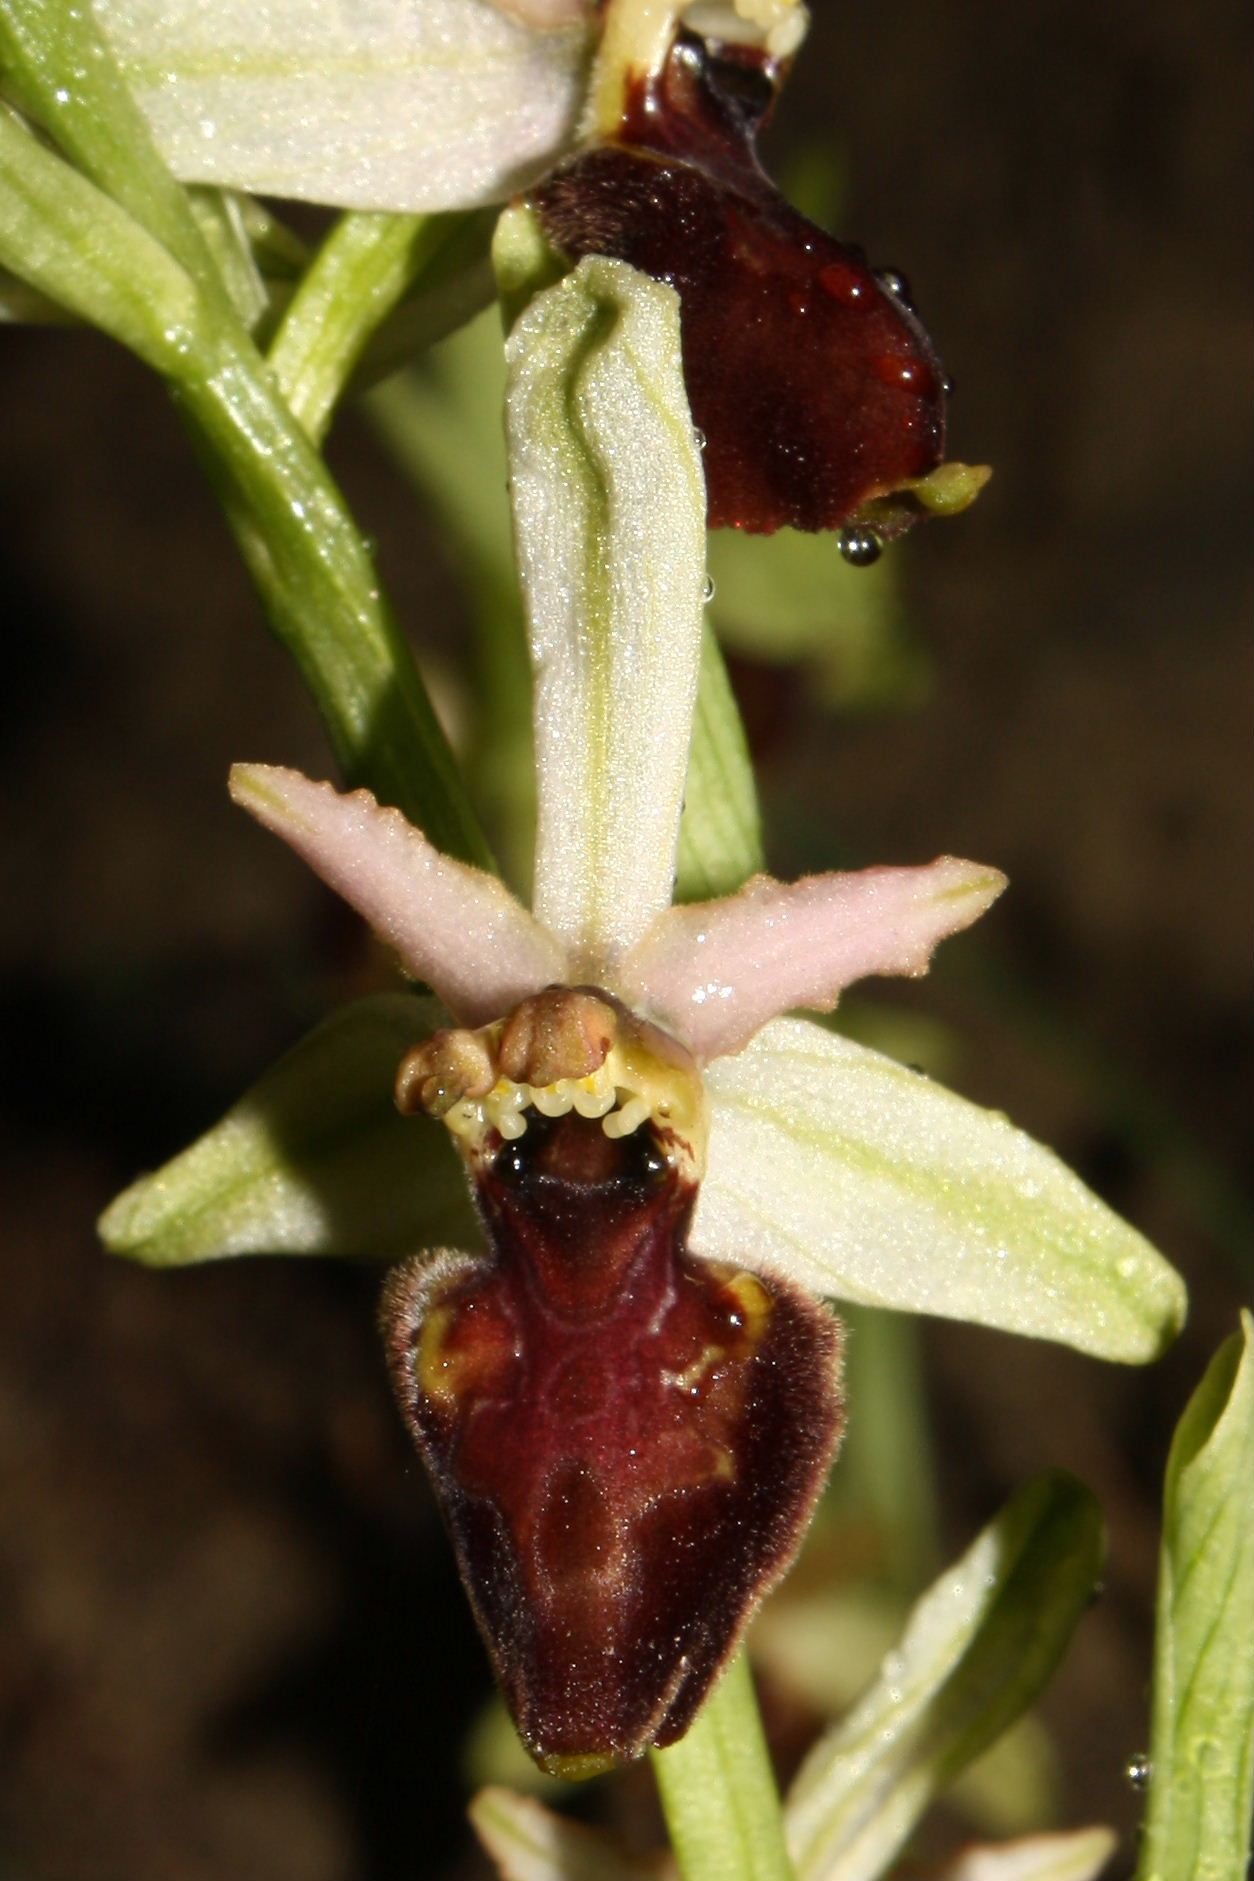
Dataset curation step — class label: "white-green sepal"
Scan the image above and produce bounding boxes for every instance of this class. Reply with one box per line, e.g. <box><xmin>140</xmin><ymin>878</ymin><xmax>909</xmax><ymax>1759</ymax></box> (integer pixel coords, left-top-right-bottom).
<box><xmin>698</xmin><ymin>1017</ymin><xmax>1187</xmax><ymax>1361</ymax></box>
<box><xmin>505</xmin><ymin>255</ymin><xmax>707</xmax><ymax>977</ymax></box>
<box><xmin>94</xmin><ymin>0</ymin><xmax>592</xmax><ymax>212</ymax></box>
<box><xmin>1136</xmin><ymin>1311</ymin><xmax>1254</xmax><ymax>1881</ymax></box>
<box><xmin>784</xmin><ymin>1471</ymin><xmax>1104</xmax><ymax>1881</ymax></box>
<box><xmin>100</xmin><ymin>995</ymin><xmax>477</xmax><ymax>1265</ymax></box>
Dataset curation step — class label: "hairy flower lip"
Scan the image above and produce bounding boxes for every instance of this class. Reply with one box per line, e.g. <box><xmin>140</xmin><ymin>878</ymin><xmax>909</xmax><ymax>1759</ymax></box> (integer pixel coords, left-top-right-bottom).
<box><xmin>379</xmin><ymin>1087</ymin><xmax>846</xmax><ymax>1771</ymax></box>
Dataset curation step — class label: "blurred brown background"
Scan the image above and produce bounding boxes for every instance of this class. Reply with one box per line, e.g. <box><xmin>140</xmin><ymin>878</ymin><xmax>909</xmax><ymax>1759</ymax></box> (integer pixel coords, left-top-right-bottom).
<box><xmin>1</xmin><ymin>0</ymin><xmax>1249</xmax><ymax>1875</ymax></box>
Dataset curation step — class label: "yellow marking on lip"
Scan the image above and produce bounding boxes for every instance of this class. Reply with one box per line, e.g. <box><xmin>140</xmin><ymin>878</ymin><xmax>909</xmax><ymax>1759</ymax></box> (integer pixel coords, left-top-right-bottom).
<box><xmin>667</xmin><ymin>1341</ymin><xmax>725</xmax><ymax>1394</ymax></box>
<box><xmin>725</xmin><ymin>1270</ymin><xmax>773</xmax><ymax>1347</ymax></box>
<box><xmin>417</xmin><ymin>1303</ymin><xmax>468</xmax><ymax>1406</ymax></box>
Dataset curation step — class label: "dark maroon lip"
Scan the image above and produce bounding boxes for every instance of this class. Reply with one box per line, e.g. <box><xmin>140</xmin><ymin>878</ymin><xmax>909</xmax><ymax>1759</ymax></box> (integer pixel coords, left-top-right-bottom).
<box><xmin>530</xmin><ymin>28</ymin><xmax>948</xmax><ymax>536</ymax></box>
<box><xmin>381</xmin><ymin>1107</ymin><xmax>845</xmax><ymax>1770</ymax></box>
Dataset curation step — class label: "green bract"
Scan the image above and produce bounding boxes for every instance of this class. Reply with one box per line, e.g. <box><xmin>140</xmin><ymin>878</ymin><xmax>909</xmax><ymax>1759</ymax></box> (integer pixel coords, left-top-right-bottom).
<box><xmin>1137</xmin><ymin>1312</ymin><xmax>1254</xmax><ymax>1881</ymax></box>
<box><xmin>785</xmin><ymin>1473</ymin><xmax>1104</xmax><ymax>1881</ymax></box>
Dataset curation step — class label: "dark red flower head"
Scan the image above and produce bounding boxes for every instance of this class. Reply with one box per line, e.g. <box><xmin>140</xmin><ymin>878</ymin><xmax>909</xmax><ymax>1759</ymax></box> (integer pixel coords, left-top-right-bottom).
<box><xmin>532</xmin><ymin>27</ymin><xmax>951</xmax><ymax>539</ymax></box>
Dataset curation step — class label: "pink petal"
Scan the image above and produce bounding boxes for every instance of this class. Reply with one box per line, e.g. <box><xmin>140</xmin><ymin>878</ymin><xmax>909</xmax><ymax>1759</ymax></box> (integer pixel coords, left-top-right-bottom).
<box><xmin>617</xmin><ymin>858</ymin><xmax>1007</xmax><ymax>1060</ymax></box>
<box><xmin>229</xmin><ymin>765</ymin><xmax>567</xmax><ymax>1026</ymax></box>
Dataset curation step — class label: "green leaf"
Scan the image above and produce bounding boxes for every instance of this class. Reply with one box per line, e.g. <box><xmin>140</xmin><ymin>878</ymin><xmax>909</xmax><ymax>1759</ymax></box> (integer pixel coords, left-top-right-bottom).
<box><xmin>1</xmin><ymin>7</ymin><xmax>490</xmax><ymax>865</ymax></box>
<box><xmin>1</xmin><ymin>0</ymin><xmax>226</xmax><ymax>299</ymax></box>
<box><xmin>268</xmin><ymin>209</ymin><xmax>497</xmax><ymax>445</ymax></box>
<box><xmin>1137</xmin><ymin>1312</ymin><xmax>1254</xmax><ymax>1881</ymax></box>
<box><xmin>652</xmin><ymin>1651</ymin><xmax>797</xmax><ymax>1881</ymax></box>
<box><xmin>100</xmin><ymin>995</ymin><xmax>478</xmax><ymax>1266</ymax></box>
<box><xmin>700</xmin><ymin>1017</ymin><xmax>1188</xmax><ymax>1362</ymax></box>
<box><xmin>175</xmin><ymin>334</ymin><xmax>494</xmax><ymax>864</ymax></box>
<box><xmin>470</xmin><ymin>1785</ymin><xmax>663</xmax><ymax>1881</ymax></box>
<box><xmin>0</xmin><ymin>102</ymin><xmax>201</xmax><ymax>370</ymax></box>
<box><xmin>785</xmin><ymin>1472</ymin><xmax>1105</xmax><ymax>1881</ymax></box>
<box><xmin>349</xmin><ymin>206</ymin><xmax>498</xmax><ymax>396</ymax></box>
<box><xmin>186</xmin><ymin>185</ymin><xmax>270</xmax><ymax>330</ymax></box>
<box><xmin>675</xmin><ymin>621</ymin><xmax>764</xmax><ymax>901</ymax></box>
<box><xmin>268</xmin><ymin>208</ymin><xmax>431</xmax><ymax>440</ymax></box>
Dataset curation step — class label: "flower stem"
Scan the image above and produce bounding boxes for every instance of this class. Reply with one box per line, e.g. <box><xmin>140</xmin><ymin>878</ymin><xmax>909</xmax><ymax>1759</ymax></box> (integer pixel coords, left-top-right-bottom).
<box><xmin>268</xmin><ymin>209</ymin><xmax>494</xmax><ymax>446</ymax></box>
<box><xmin>0</xmin><ymin>0</ymin><xmax>492</xmax><ymax>867</ymax></box>
<box><xmin>651</xmin><ymin>1651</ymin><xmax>797</xmax><ymax>1881</ymax></box>
<box><xmin>172</xmin><ymin>336</ymin><xmax>491</xmax><ymax>865</ymax></box>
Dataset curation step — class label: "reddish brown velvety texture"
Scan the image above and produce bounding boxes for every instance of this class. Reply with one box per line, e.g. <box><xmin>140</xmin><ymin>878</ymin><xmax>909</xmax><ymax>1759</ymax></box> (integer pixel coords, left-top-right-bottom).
<box><xmin>531</xmin><ymin>33</ymin><xmax>947</xmax><ymax>533</ymax></box>
<box><xmin>383</xmin><ymin>1112</ymin><xmax>843</xmax><ymax>1768</ymax></box>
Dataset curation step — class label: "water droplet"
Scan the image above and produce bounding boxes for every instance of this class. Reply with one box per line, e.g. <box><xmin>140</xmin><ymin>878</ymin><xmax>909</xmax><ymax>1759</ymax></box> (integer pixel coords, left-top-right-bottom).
<box><xmin>693</xmin><ymin>427</ymin><xmax>707</xmax><ymax>451</ymax></box>
<box><xmin>839</xmin><ymin>526</ymin><xmax>882</xmax><ymax>568</ymax></box>
<box><xmin>942</xmin><ymin>374</ymin><xmax>956</xmax><ymax>397</ymax></box>
<box><xmin>875</xmin><ymin>267</ymin><xmax>915</xmax><ymax>309</ymax></box>
<box><xmin>702</xmin><ymin>576</ymin><xmax>716</xmax><ymax>603</ymax></box>
<box><xmin>54</xmin><ymin>87</ymin><xmax>71</xmax><ymax>104</ymax></box>
<box><xmin>1126</xmin><ymin>1753</ymin><xmax>1152</xmax><ymax>1790</ymax></box>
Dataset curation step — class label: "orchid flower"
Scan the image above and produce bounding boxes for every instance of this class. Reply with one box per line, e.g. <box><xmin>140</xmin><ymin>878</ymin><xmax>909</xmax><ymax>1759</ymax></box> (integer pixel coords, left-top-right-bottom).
<box><xmin>87</xmin><ymin>0</ymin><xmax>795</xmax><ymax>212</ymax></box>
<box><xmin>80</xmin><ymin>0</ymin><xmax>984</xmax><ymax>540</ymax></box>
<box><xmin>105</xmin><ymin>255</ymin><xmax>1184</xmax><ymax>1777</ymax></box>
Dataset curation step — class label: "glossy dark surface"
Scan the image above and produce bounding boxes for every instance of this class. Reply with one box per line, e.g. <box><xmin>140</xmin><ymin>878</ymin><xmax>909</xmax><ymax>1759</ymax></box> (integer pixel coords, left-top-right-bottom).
<box><xmin>383</xmin><ymin>1111</ymin><xmax>843</xmax><ymax>1770</ymax></box>
<box><xmin>532</xmin><ymin>33</ymin><xmax>947</xmax><ymax>533</ymax></box>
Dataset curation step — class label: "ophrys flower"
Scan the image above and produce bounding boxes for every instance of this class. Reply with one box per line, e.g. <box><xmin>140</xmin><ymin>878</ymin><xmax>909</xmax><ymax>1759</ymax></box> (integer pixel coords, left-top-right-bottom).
<box><xmin>205</xmin><ymin>258</ymin><xmax>1182</xmax><ymax>1773</ymax></box>
<box><xmin>90</xmin><ymin>0</ymin><xmax>986</xmax><ymax>539</ymax></box>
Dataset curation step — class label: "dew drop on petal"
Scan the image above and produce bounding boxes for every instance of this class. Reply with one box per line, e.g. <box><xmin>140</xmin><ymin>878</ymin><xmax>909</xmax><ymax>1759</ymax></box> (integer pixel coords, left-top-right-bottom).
<box><xmin>875</xmin><ymin>267</ymin><xmax>915</xmax><ymax>309</ymax></box>
<box><xmin>1126</xmin><ymin>1753</ymin><xmax>1152</xmax><ymax>1790</ymax></box>
<box><xmin>839</xmin><ymin>525</ymin><xmax>883</xmax><ymax>567</ymax></box>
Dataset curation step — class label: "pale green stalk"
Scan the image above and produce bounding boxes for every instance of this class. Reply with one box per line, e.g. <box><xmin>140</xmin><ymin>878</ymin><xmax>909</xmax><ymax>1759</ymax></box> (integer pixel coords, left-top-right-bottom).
<box><xmin>268</xmin><ymin>209</ymin><xmax>495</xmax><ymax>444</ymax></box>
<box><xmin>0</xmin><ymin>0</ymin><xmax>489</xmax><ymax>863</ymax></box>
<box><xmin>652</xmin><ymin>1652</ymin><xmax>797</xmax><ymax>1881</ymax></box>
